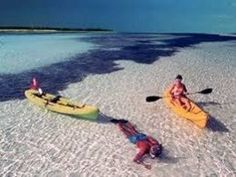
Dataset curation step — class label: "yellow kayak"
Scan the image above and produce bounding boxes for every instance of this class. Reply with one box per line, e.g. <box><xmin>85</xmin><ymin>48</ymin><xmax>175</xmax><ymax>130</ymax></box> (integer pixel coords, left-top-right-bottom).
<box><xmin>163</xmin><ymin>88</ymin><xmax>208</xmax><ymax>128</ymax></box>
<box><xmin>25</xmin><ymin>89</ymin><xmax>99</xmax><ymax>120</ymax></box>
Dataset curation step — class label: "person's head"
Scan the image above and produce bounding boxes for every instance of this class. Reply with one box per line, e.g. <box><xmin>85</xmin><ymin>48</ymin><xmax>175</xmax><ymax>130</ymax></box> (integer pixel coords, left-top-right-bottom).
<box><xmin>150</xmin><ymin>144</ymin><xmax>162</xmax><ymax>158</ymax></box>
<box><xmin>175</xmin><ymin>75</ymin><xmax>183</xmax><ymax>85</ymax></box>
<box><xmin>175</xmin><ymin>74</ymin><xmax>183</xmax><ymax>80</ymax></box>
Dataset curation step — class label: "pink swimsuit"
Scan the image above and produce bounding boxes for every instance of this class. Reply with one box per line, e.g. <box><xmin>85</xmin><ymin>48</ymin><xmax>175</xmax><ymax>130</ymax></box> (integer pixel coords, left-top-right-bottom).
<box><xmin>171</xmin><ymin>83</ymin><xmax>187</xmax><ymax>98</ymax></box>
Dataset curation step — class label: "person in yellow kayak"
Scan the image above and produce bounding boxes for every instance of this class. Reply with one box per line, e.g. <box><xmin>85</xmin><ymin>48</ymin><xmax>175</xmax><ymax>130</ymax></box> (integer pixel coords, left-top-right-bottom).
<box><xmin>30</xmin><ymin>77</ymin><xmax>85</xmax><ymax>108</ymax></box>
<box><xmin>30</xmin><ymin>77</ymin><xmax>44</xmax><ymax>95</ymax></box>
<box><xmin>169</xmin><ymin>75</ymin><xmax>191</xmax><ymax>111</ymax></box>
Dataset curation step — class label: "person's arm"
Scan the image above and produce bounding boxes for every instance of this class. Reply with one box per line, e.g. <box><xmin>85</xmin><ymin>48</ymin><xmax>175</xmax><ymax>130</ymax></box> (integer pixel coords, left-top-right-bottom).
<box><xmin>141</xmin><ymin>162</ymin><xmax>151</xmax><ymax>170</ymax></box>
<box><xmin>169</xmin><ymin>84</ymin><xmax>175</xmax><ymax>95</ymax></box>
<box><xmin>183</xmin><ymin>84</ymin><xmax>188</xmax><ymax>94</ymax></box>
<box><xmin>133</xmin><ymin>150</ymin><xmax>151</xmax><ymax>169</ymax></box>
<box><xmin>147</xmin><ymin>136</ymin><xmax>159</xmax><ymax>145</ymax></box>
<box><xmin>118</xmin><ymin>123</ymin><xmax>133</xmax><ymax>138</ymax></box>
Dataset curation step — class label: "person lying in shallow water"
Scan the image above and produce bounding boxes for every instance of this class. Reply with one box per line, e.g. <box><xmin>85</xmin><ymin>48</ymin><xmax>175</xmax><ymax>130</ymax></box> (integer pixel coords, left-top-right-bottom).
<box><xmin>111</xmin><ymin>119</ymin><xmax>162</xmax><ymax>169</ymax></box>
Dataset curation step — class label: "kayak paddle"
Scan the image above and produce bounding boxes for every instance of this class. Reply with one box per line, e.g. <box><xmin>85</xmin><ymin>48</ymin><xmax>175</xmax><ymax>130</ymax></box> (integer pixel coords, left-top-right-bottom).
<box><xmin>146</xmin><ymin>88</ymin><xmax>213</xmax><ymax>102</ymax></box>
<box><xmin>146</xmin><ymin>96</ymin><xmax>162</xmax><ymax>102</ymax></box>
<box><xmin>190</xmin><ymin>88</ymin><xmax>213</xmax><ymax>95</ymax></box>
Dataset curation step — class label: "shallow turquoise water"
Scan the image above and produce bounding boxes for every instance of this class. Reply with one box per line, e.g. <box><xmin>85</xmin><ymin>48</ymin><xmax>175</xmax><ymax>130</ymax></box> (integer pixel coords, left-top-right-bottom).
<box><xmin>0</xmin><ymin>33</ymin><xmax>96</xmax><ymax>74</ymax></box>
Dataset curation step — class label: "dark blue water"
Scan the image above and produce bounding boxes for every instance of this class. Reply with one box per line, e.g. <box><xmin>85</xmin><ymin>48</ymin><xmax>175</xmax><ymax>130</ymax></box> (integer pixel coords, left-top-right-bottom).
<box><xmin>1</xmin><ymin>33</ymin><xmax>236</xmax><ymax>102</ymax></box>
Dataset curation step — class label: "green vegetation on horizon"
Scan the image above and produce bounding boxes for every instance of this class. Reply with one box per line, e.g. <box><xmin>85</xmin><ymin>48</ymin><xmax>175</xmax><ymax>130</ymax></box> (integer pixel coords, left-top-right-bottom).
<box><xmin>0</xmin><ymin>26</ymin><xmax>112</xmax><ymax>32</ymax></box>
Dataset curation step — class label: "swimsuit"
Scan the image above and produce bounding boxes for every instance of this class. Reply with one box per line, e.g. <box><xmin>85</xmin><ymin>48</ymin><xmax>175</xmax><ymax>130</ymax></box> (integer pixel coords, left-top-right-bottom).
<box><xmin>172</xmin><ymin>84</ymin><xmax>187</xmax><ymax>99</ymax></box>
<box><xmin>128</xmin><ymin>133</ymin><xmax>147</xmax><ymax>144</ymax></box>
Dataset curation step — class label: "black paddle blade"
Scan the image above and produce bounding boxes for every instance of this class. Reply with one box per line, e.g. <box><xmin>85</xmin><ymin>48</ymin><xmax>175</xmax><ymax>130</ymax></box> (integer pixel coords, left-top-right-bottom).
<box><xmin>146</xmin><ymin>96</ymin><xmax>162</xmax><ymax>102</ymax></box>
<box><xmin>198</xmin><ymin>88</ymin><xmax>213</xmax><ymax>94</ymax></box>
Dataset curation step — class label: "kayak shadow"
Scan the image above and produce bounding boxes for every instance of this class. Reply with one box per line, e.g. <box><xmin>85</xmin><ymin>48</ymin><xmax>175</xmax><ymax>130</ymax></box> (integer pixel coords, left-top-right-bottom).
<box><xmin>206</xmin><ymin>116</ymin><xmax>229</xmax><ymax>132</ymax></box>
<box><xmin>198</xmin><ymin>101</ymin><xmax>236</xmax><ymax>107</ymax></box>
<box><xmin>68</xmin><ymin>112</ymin><xmax>114</xmax><ymax>124</ymax></box>
<box><xmin>96</xmin><ymin>113</ymin><xmax>114</xmax><ymax>124</ymax></box>
<box><xmin>68</xmin><ymin>112</ymin><xmax>126</xmax><ymax>124</ymax></box>
<box><xmin>97</xmin><ymin>114</ymin><xmax>131</xmax><ymax>125</ymax></box>
<box><xmin>197</xmin><ymin>101</ymin><xmax>221</xmax><ymax>107</ymax></box>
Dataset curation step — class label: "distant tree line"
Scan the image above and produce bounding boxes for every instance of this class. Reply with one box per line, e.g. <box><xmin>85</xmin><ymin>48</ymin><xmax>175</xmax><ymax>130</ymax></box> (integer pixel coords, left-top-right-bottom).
<box><xmin>0</xmin><ymin>26</ymin><xmax>112</xmax><ymax>32</ymax></box>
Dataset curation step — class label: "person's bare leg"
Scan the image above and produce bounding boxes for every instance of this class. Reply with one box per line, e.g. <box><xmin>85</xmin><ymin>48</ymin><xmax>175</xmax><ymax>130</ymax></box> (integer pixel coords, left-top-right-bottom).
<box><xmin>174</xmin><ymin>97</ymin><xmax>182</xmax><ymax>106</ymax></box>
<box><xmin>118</xmin><ymin>123</ymin><xmax>135</xmax><ymax>137</ymax></box>
<box><xmin>181</xmin><ymin>97</ymin><xmax>191</xmax><ymax>111</ymax></box>
<box><xmin>125</xmin><ymin>122</ymin><xmax>139</xmax><ymax>134</ymax></box>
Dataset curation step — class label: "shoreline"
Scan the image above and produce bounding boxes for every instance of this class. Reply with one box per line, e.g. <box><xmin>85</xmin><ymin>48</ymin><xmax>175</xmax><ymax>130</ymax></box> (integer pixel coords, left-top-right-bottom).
<box><xmin>0</xmin><ymin>27</ymin><xmax>112</xmax><ymax>33</ymax></box>
<box><xmin>1</xmin><ymin>27</ymin><xmax>235</xmax><ymax>34</ymax></box>
<box><xmin>0</xmin><ymin>29</ymin><xmax>58</xmax><ymax>33</ymax></box>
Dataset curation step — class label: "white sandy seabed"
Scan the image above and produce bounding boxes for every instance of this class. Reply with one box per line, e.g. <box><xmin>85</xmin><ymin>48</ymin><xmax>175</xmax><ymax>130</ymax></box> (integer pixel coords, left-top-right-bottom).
<box><xmin>0</xmin><ymin>41</ymin><xmax>236</xmax><ymax>177</ymax></box>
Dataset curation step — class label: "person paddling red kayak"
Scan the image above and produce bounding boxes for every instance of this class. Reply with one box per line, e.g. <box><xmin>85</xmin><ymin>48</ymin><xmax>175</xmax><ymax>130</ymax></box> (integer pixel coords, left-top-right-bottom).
<box><xmin>111</xmin><ymin>119</ymin><xmax>162</xmax><ymax>169</ymax></box>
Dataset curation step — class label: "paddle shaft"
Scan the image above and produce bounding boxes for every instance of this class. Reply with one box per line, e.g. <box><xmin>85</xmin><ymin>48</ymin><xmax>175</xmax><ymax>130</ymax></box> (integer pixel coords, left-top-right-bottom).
<box><xmin>146</xmin><ymin>88</ymin><xmax>212</xmax><ymax>102</ymax></box>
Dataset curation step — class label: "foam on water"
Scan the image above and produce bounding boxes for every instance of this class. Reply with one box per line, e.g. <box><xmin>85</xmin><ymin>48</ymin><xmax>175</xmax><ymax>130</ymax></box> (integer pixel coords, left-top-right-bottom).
<box><xmin>0</xmin><ymin>34</ymin><xmax>236</xmax><ymax>177</ymax></box>
<box><xmin>0</xmin><ymin>33</ymin><xmax>96</xmax><ymax>74</ymax></box>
